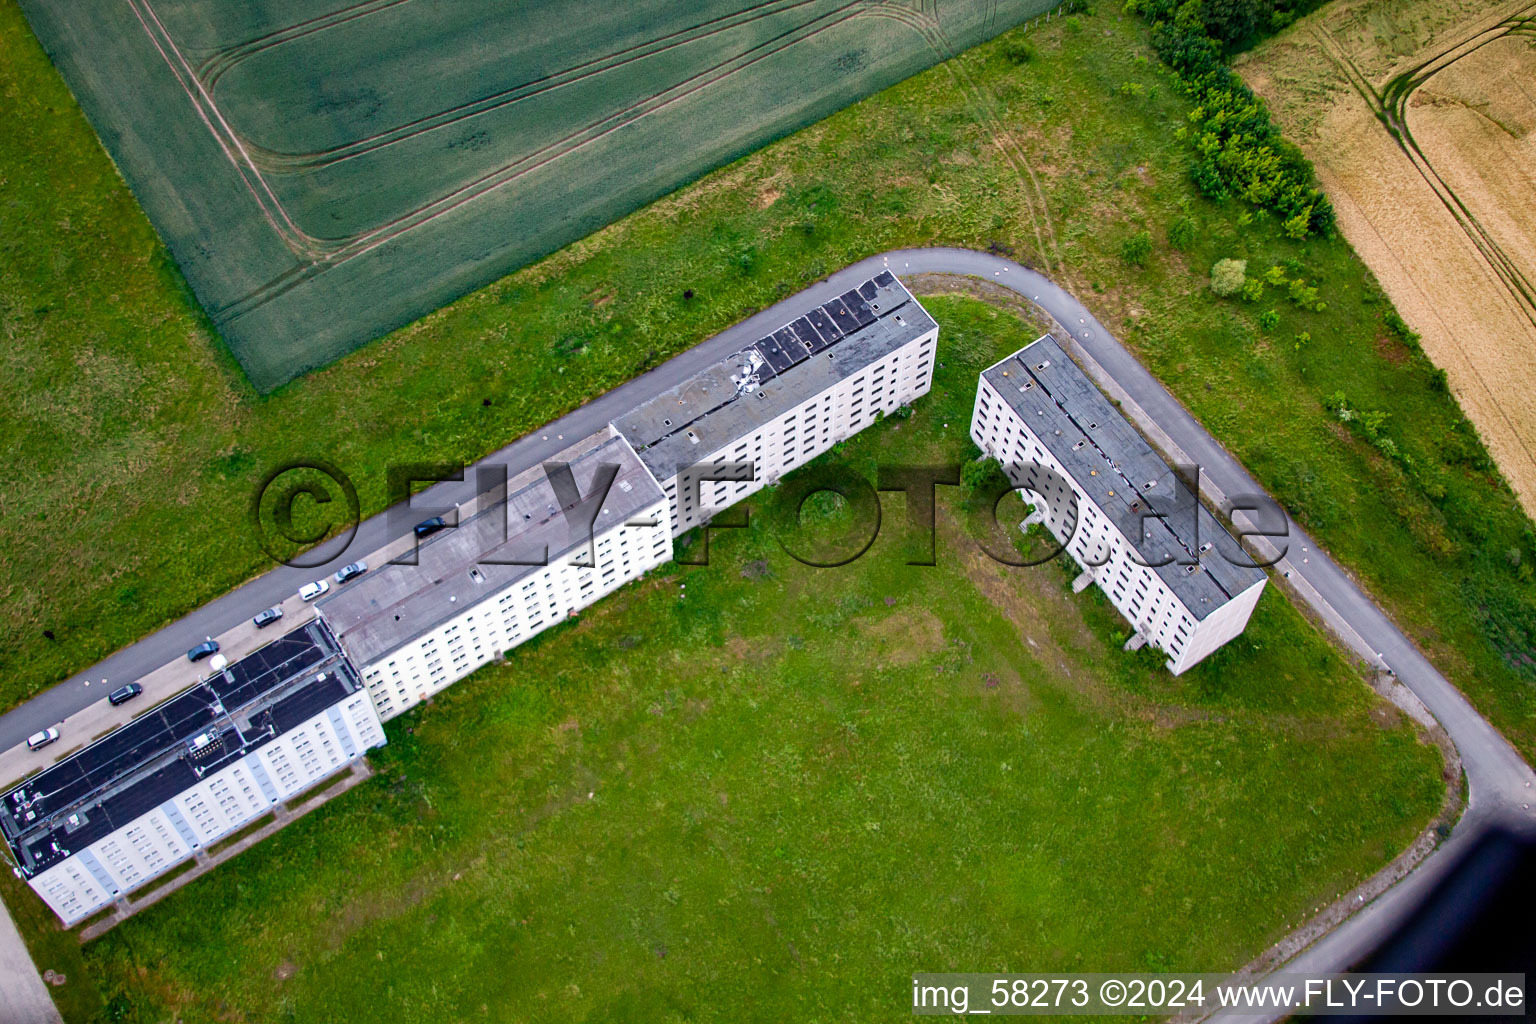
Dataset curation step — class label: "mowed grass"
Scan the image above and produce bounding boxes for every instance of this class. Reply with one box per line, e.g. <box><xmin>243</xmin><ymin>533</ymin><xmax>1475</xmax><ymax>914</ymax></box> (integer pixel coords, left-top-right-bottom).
<box><xmin>37</xmin><ymin>298</ymin><xmax>1442</xmax><ymax>1023</ymax></box>
<box><xmin>3</xmin><ymin>2</ymin><xmax>1531</xmax><ymax>758</ymax></box>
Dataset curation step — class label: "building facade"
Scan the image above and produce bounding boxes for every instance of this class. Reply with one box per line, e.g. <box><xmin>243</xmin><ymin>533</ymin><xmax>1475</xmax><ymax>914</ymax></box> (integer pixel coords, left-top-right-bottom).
<box><xmin>5</xmin><ymin>279</ymin><xmax>943</xmax><ymax>926</ymax></box>
<box><xmin>317</xmin><ymin>428</ymin><xmax>670</xmax><ymax>720</ymax></box>
<box><xmin>970</xmin><ymin>336</ymin><xmax>1267</xmax><ymax>674</ymax></box>
<box><xmin>613</xmin><ymin>271</ymin><xmax>938</xmax><ymax>536</ymax></box>
<box><xmin>0</xmin><ymin>620</ymin><xmax>384</xmax><ymax>924</ymax></box>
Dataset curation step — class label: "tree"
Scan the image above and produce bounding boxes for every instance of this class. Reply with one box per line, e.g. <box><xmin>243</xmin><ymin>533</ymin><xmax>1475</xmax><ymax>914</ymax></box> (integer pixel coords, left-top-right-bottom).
<box><xmin>1210</xmin><ymin>258</ymin><xmax>1247</xmax><ymax>296</ymax></box>
<box><xmin>1120</xmin><ymin>230</ymin><xmax>1153</xmax><ymax>268</ymax></box>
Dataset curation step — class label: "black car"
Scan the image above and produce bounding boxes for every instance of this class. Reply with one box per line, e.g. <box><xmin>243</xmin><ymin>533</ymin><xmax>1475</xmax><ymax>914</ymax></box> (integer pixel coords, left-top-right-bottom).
<box><xmin>186</xmin><ymin>639</ymin><xmax>220</xmax><ymax>662</ymax></box>
<box><xmin>253</xmin><ymin>606</ymin><xmax>284</xmax><ymax>628</ymax></box>
<box><xmin>108</xmin><ymin>683</ymin><xmax>143</xmax><ymax>706</ymax></box>
<box><xmin>414</xmin><ymin>516</ymin><xmax>449</xmax><ymax>538</ymax></box>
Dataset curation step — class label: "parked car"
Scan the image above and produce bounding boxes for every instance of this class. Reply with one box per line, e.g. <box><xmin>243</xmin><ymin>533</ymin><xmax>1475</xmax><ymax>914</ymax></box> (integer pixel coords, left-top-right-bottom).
<box><xmin>414</xmin><ymin>516</ymin><xmax>448</xmax><ymax>538</ymax></box>
<box><xmin>299</xmin><ymin>579</ymin><xmax>329</xmax><ymax>601</ymax></box>
<box><xmin>108</xmin><ymin>683</ymin><xmax>143</xmax><ymax>706</ymax></box>
<box><xmin>253</xmin><ymin>606</ymin><xmax>284</xmax><ymax>628</ymax></box>
<box><xmin>26</xmin><ymin>728</ymin><xmax>59</xmax><ymax>751</ymax></box>
<box><xmin>186</xmin><ymin>639</ymin><xmax>220</xmax><ymax>662</ymax></box>
<box><xmin>334</xmin><ymin>560</ymin><xmax>368</xmax><ymax>584</ymax></box>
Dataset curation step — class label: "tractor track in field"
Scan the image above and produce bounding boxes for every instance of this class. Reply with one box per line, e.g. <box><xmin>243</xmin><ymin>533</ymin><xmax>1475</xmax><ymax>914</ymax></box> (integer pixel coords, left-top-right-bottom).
<box><xmin>1307</xmin><ymin>6</ymin><xmax>1536</xmax><ymax>481</ymax></box>
<box><xmin>869</xmin><ymin>2</ymin><xmax>1062</xmax><ymax>272</ymax></box>
<box><xmin>192</xmin><ymin>0</ymin><xmax>415</xmax><ymax>87</ymax></box>
<box><xmin>206</xmin><ymin>0</ymin><xmax>832</xmax><ymax>162</ymax></box>
<box><xmin>1311</xmin><ymin>8</ymin><xmax>1536</xmax><ymax>334</ymax></box>
<box><xmin>212</xmin><ymin>0</ymin><xmax>905</xmax><ymax>321</ymax></box>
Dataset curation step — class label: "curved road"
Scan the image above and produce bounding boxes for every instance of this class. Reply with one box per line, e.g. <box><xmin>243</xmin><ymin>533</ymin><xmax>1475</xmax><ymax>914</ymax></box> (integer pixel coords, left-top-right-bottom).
<box><xmin>2</xmin><ymin>248</ymin><xmax>1532</xmax><ymax>1012</ymax></box>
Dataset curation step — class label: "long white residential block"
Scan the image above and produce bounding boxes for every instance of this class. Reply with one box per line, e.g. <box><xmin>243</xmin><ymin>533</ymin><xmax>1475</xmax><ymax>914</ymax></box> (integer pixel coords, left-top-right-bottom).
<box><xmin>970</xmin><ymin>336</ymin><xmax>1266</xmax><ymax>674</ymax></box>
<box><xmin>2</xmin><ymin>621</ymin><xmax>384</xmax><ymax>924</ymax></box>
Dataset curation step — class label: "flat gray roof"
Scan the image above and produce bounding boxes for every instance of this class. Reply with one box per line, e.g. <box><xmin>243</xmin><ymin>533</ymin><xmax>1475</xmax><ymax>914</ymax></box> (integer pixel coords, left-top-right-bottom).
<box><xmin>1</xmin><ymin>620</ymin><xmax>361</xmax><ymax>877</ymax></box>
<box><xmin>612</xmin><ymin>271</ymin><xmax>935</xmax><ymax>482</ymax></box>
<box><xmin>317</xmin><ymin>428</ymin><xmax>663</xmax><ymax>665</ymax></box>
<box><xmin>983</xmin><ymin>337</ymin><xmax>1265</xmax><ymax>619</ymax></box>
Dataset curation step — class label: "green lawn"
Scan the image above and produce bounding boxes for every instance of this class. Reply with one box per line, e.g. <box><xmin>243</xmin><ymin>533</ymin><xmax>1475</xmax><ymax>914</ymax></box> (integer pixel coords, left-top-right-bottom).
<box><xmin>2</xmin><ymin>1</ymin><xmax>1532</xmax><ymax>758</ymax></box>
<box><xmin>11</xmin><ymin>297</ymin><xmax>1441</xmax><ymax>1023</ymax></box>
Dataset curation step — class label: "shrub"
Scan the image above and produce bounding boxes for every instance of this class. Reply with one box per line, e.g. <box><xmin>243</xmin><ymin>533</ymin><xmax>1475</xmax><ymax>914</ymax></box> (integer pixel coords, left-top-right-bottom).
<box><xmin>1287</xmin><ymin>278</ymin><xmax>1326</xmax><ymax>312</ymax></box>
<box><xmin>1167</xmin><ymin>216</ymin><xmax>1196</xmax><ymax>251</ymax></box>
<box><xmin>1001</xmin><ymin>37</ymin><xmax>1035</xmax><ymax>64</ymax></box>
<box><xmin>961</xmin><ymin>456</ymin><xmax>1009</xmax><ymax>510</ymax></box>
<box><xmin>1384</xmin><ymin>310</ymin><xmax>1421</xmax><ymax>347</ymax></box>
<box><xmin>1210</xmin><ymin>257</ymin><xmax>1247</xmax><ymax>296</ymax></box>
<box><xmin>1257</xmin><ymin>309</ymin><xmax>1280</xmax><ymax>331</ymax></box>
<box><xmin>1120</xmin><ymin>230</ymin><xmax>1154</xmax><ymax>268</ymax></box>
<box><xmin>1240</xmin><ymin>277</ymin><xmax>1265</xmax><ymax>302</ymax></box>
<box><xmin>1118</xmin><ymin>81</ymin><xmax>1146</xmax><ymax>98</ymax></box>
<box><xmin>1127</xmin><ymin>0</ymin><xmax>1336</xmax><ymax>236</ymax></box>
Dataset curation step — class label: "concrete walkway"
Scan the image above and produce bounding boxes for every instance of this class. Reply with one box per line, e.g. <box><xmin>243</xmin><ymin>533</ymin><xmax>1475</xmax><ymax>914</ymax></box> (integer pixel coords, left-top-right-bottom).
<box><xmin>0</xmin><ymin>898</ymin><xmax>62</xmax><ymax>1024</ymax></box>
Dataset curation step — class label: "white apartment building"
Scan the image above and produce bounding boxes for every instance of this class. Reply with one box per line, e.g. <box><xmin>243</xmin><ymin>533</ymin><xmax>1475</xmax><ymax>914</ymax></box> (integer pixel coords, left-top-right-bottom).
<box><xmin>317</xmin><ymin>428</ymin><xmax>670</xmax><ymax>719</ymax></box>
<box><xmin>970</xmin><ymin>336</ymin><xmax>1267</xmax><ymax>674</ymax></box>
<box><xmin>613</xmin><ymin>271</ymin><xmax>938</xmax><ymax>535</ymax></box>
<box><xmin>0</xmin><ymin>620</ymin><xmax>385</xmax><ymax>924</ymax></box>
<box><xmin>3</xmin><ymin>277</ymin><xmax>942</xmax><ymax>927</ymax></box>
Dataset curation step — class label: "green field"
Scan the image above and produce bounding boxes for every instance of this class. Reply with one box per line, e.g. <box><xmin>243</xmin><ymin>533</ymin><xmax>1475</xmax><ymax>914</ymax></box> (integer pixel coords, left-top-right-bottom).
<box><xmin>8</xmin><ymin>297</ymin><xmax>1443</xmax><ymax>1023</ymax></box>
<box><xmin>14</xmin><ymin>0</ymin><xmax>1054</xmax><ymax>388</ymax></box>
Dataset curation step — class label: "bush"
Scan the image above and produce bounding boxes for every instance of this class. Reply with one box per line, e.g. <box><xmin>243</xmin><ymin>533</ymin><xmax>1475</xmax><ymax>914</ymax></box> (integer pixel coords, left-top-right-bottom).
<box><xmin>1001</xmin><ymin>37</ymin><xmax>1035</xmax><ymax>64</ymax></box>
<box><xmin>1287</xmin><ymin>278</ymin><xmax>1326</xmax><ymax>312</ymax></box>
<box><xmin>1167</xmin><ymin>216</ymin><xmax>1196</xmax><ymax>251</ymax></box>
<box><xmin>1210</xmin><ymin>257</ymin><xmax>1247</xmax><ymax>296</ymax></box>
<box><xmin>1120</xmin><ymin>230</ymin><xmax>1154</xmax><ymax>268</ymax></box>
<box><xmin>961</xmin><ymin>456</ymin><xmax>1010</xmax><ymax>510</ymax></box>
<box><xmin>1241</xmin><ymin>277</ymin><xmax>1265</xmax><ymax>302</ymax></box>
<box><xmin>1257</xmin><ymin>309</ymin><xmax>1280</xmax><ymax>331</ymax></box>
<box><xmin>1127</xmin><ymin>0</ymin><xmax>1335</xmax><ymax>236</ymax></box>
<box><xmin>1384</xmin><ymin>310</ymin><xmax>1421</xmax><ymax>347</ymax></box>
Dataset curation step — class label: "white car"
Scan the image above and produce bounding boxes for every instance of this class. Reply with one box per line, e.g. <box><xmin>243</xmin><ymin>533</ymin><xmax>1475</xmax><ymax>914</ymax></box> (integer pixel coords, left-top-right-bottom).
<box><xmin>299</xmin><ymin>579</ymin><xmax>330</xmax><ymax>602</ymax></box>
<box><xmin>26</xmin><ymin>727</ymin><xmax>60</xmax><ymax>752</ymax></box>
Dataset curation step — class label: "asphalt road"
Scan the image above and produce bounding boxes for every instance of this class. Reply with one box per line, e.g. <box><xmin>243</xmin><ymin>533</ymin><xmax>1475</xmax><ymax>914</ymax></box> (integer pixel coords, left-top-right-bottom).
<box><xmin>2</xmin><ymin>247</ymin><xmax>1532</xmax><ymax>1006</ymax></box>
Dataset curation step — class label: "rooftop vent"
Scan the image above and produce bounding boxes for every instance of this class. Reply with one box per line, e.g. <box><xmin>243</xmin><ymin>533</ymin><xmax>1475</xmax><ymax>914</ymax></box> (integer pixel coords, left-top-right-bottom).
<box><xmin>1199</xmin><ymin>542</ymin><xmax>1213</xmax><ymax>553</ymax></box>
<box><xmin>1035</xmin><ymin>360</ymin><xmax>1050</xmax><ymax>370</ymax></box>
<box><xmin>663</xmin><ymin>418</ymin><xmax>672</xmax><ymax>427</ymax></box>
<box><xmin>1089</xmin><ymin>421</ymin><xmax>1098</xmax><ymax>430</ymax></box>
<box><xmin>686</xmin><ymin>430</ymin><xmax>700</xmax><ymax>445</ymax></box>
<box><xmin>1021</xmin><ymin>380</ymin><xmax>1034</xmax><ymax>391</ymax></box>
<box><xmin>1072</xmin><ymin>440</ymin><xmax>1085</xmax><ymax>451</ymax></box>
<box><xmin>1184</xmin><ymin>564</ymin><xmax>1199</xmax><ymax>575</ymax></box>
<box><xmin>470</xmin><ymin>568</ymin><xmax>484</xmax><ymax>584</ymax></box>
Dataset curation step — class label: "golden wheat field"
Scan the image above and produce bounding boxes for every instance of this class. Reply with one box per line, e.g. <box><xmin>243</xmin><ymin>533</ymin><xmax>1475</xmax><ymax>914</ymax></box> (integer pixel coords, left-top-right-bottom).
<box><xmin>1238</xmin><ymin>0</ymin><xmax>1536</xmax><ymax>515</ymax></box>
